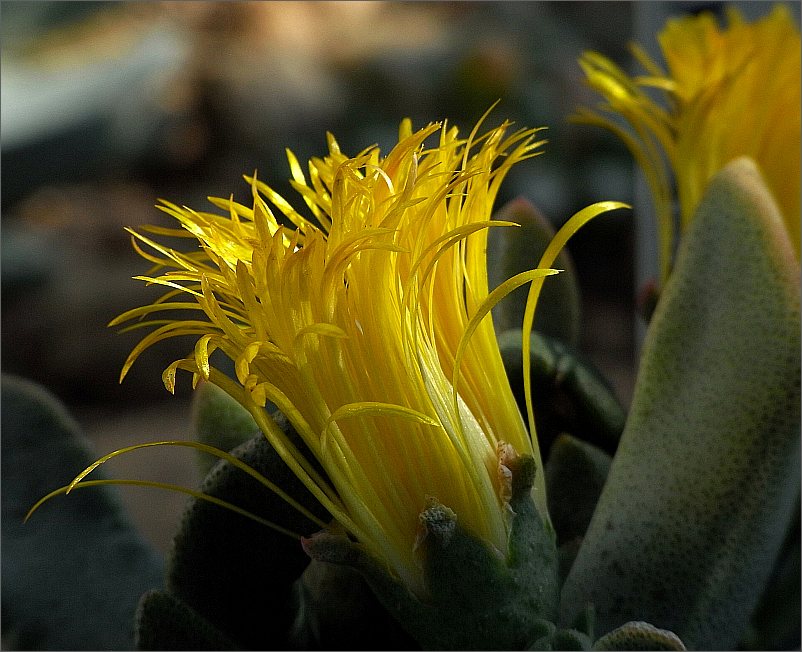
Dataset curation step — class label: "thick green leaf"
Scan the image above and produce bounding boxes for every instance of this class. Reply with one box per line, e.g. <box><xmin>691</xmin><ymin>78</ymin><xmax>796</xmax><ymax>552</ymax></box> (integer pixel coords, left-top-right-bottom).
<box><xmin>489</xmin><ymin>197</ymin><xmax>582</xmax><ymax>346</ymax></box>
<box><xmin>1</xmin><ymin>374</ymin><xmax>164</xmax><ymax>650</ymax></box>
<box><xmin>529</xmin><ymin>624</ymin><xmax>593</xmax><ymax>651</ymax></box>
<box><xmin>288</xmin><ymin>559</ymin><xmax>418</xmax><ymax>650</ymax></box>
<box><xmin>500</xmin><ymin>329</ymin><xmax>626</xmax><ymax>456</ymax></box>
<box><xmin>739</xmin><ymin>503</ymin><xmax>800</xmax><ymax>650</ymax></box>
<box><xmin>545</xmin><ymin>434</ymin><xmax>611</xmax><ymax>584</ymax></box>
<box><xmin>560</xmin><ymin>159</ymin><xmax>801</xmax><ymax>649</ymax></box>
<box><xmin>546</xmin><ymin>434</ymin><xmax>611</xmax><ymax>547</ymax></box>
<box><xmin>135</xmin><ymin>589</ymin><xmax>237</xmax><ymax>650</ymax></box>
<box><xmin>166</xmin><ymin>416</ymin><xmax>330</xmax><ymax>649</ymax></box>
<box><xmin>191</xmin><ymin>381</ymin><xmax>259</xmax><ymax>476</ymax></box>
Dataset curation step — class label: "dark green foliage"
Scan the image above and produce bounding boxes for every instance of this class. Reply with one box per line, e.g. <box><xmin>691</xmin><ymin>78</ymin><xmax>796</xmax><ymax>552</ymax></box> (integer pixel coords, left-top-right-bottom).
<box><xmin>143</xmin><ymin>411</ymin><xmax>419</xmax><ymax>650</ymax></box>
<box><xmin>551</xmin><ymin>628</ymin><xmax>594</xmax><ymax>650</ymax></box>
<box><xmin>163</xmin><ymin>414</ymin><xmax>329</xmax><ymax>649</ymax></box>
<box><xmin>545</xmin><ymin>434</ymin><xmax>611</xmax><ymax>583</ymax></box>
<box><xmin>135</xmin><ymin>589</ymin><xmax>237</xmax><ymax>650</ymax></box>
<box><xmin>191</xmin><ymin>381</ymin><xmax>259</xmax><ymax>476</ymax></box>
<box><xmin>1</xmin><ymin>374</ymin><xmax>164</xmax><ymax>650</ymax></box>
<box><xmin>545</xmin><ymin>434</ymin><xmax>611</xmax><ymax>547</ymax></box>
<box><xmin>489</xmin><ymin>197</ymin><xmax>582</xmax><ymax>347</ymax></box>
<box><xmin>288</xmin><ymin>559</ymin><xmax>418</xmax><ymax>650</ymax></box>
<box><xmin>500</xmin><ymin>328</ymin><xmax>626</xmax><ymax>456</ymax></box>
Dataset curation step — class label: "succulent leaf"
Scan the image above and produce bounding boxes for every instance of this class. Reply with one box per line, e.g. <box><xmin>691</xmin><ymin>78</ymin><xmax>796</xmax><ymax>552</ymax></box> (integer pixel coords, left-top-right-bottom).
<box><xmin>500</xmin><ymin>329</ymin><xmax>626</xmax><ymax>456</ymax></box>
<box><xmin>1</xmin><ymin>374</ymin><xmax>164</xmax><ymax>650</ymax></box>
<box><xmin>545</xmin><ymin>434</ymin><xmax>611</xmax><ymax>547</ymax></box>
<box><xmin>489</xmin><ymin>197</ymin><xmax>582</xmax><ymax>346</ymax></box>
<box><xmin>592</xmin><ymin>621</ymin><xmax>686</xmax><ymax>651</ymax></box>
<box><xmin>166</xmin><ymin>414</ymin><xmax>329</xmax><ymax>649</ymax></box>
<box><xmin>135</xmin><ymin>589</ymin><xmax>237</xmax><ymax>650</ymax></box>
<box><xmin>288</xmin><ymin>558</ymin><xmax>419</xmax><ymax>650</ymax></box>
<box><xmin>560</xmin><ymin>159</ymin><xmax>801</xmax><ymax>649</ymax></box>
<box><xmin>191</xmin><ymin>381</ymin><xmax>259</xmax><ymax>475</ymax></box>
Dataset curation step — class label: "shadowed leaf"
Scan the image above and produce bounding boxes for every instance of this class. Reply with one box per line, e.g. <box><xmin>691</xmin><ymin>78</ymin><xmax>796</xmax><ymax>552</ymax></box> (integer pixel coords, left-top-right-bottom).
<box><xmin>1</xmin><ymin>374</ymin><xmax>164</xmax><ymax>650</ymax></box>
<box><xmin>560</xmin><ymin>159</ymin><xmax>801</xmax><ymax>649</ymax></box>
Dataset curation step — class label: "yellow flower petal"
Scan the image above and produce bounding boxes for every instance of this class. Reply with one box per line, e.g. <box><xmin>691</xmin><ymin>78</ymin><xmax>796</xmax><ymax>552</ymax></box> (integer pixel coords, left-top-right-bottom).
<box><xmin>576</xmin><ymin>4</ymin><xmax>801</xmax><ymax>280</ymax></box>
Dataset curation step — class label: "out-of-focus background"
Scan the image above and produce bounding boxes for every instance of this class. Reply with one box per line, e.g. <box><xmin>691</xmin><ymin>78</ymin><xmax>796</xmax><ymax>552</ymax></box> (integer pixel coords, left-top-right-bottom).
<box><xmin>0</xmin><ymin>0</ymin><xmax>787</xmax><ymax>552</ymax></box>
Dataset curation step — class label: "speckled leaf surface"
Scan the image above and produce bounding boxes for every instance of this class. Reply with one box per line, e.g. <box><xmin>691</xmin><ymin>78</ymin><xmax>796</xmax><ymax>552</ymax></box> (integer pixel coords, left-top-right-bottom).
<box><xmin>307</xmin><ymin>456</ymin><xmax>560</xmax><ymax>650</ymax></box>
<box><xmin>560</xmin><ymin>159</ymin><xmax>801</xmax><ymax>649</ymax></box>
<box><xmin>1</xmin><ymin>374</ymin><xmax>164</xmax><ymax>650</ymax></box>
<box><xmin>135</xmin><ymin>589</ymin><xmax>237</xmax><ymax>650</ymax></box>
<box><xmin>165</xmin><ymin>418</ymin><xmax>329</xmax><ymax>650</ymax></box>
<box><xmin>592</xmin><ymin>621</ymin><xmax>686</xmax><ymax>650</ymax></box>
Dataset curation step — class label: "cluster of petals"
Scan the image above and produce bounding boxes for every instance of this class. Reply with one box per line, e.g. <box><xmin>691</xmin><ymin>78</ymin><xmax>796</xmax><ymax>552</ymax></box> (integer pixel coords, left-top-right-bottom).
<box><xmin>113</xmin><ymin>116</ymin><xmax>550</xmax><ymax>595</ymax></box>
<box><xmin>576</xmin><ymin>4</ymin><xmax>800</xmax><ymax>281</ymax></box>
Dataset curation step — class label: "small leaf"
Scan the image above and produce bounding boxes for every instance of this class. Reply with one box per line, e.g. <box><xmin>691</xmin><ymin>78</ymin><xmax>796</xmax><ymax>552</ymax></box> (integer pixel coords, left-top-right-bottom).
<box><xmin>191</xmin><ymin>380</ymin><xmax>259</xmax><ymax>475</ymax></box>
<box><xmin>546</xmin><ymin>435</ymin><xmax>611</xmax><ymax>546</ymax></box>
<box><xmin>528</xmin><ymin>624</ymin><xmax>593</xmax><ymax>650</ymax></box>
<box><xmin>488</xmin><ymin>197</ymin><xmax>582</xmax><ymax>346</ymax></box>
<box><xmin>560</xmin><ymin>159</ymin><xmax>801</xmax><ymax>649</ymax></box>
<box><xmin>500</xmin><ymin>329</ymin><xmax>625</xmax><ymax>456</ymax></box>
<box><xmin>593</xmin><ymin>622</ymin><xmax>686</xmax><ymax>651</ymax></box>
<box><xmin>527</xmin><ymin>621</ymin><xmax>558</xmax><ymax>650</ymax></box>
<box><xmin>288</xmin><ymin>559</ymin><xmax>417</xmax><ymax>650</ymax></box>
<box><xmin>553</xmin><ymin>628</ymin><xmax>594</xmax><ymax>650</ymax></box>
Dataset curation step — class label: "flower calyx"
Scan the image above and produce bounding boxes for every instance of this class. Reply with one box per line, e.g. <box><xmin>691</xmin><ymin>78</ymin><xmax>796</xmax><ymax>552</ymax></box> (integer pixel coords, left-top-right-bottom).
<box><xmin>302</xmin><ymin>450</ymin><xmax>559</xmax><ymax>650</ymax></box>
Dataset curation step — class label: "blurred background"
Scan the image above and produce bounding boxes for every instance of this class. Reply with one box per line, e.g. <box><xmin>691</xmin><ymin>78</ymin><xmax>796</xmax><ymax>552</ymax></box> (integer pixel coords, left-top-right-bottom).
<box><xmin>1</xmin><ymin>1</ymin><xmax>790</xmax><ymax>552</ymax></box>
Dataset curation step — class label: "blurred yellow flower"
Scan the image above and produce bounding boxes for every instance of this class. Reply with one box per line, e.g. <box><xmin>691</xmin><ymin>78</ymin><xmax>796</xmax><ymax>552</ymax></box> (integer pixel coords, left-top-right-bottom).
<box><xmin>112</xmin><ymin>115</ymin><xmax>582</xmax><ymax>597</ymax></box>
<box><xmin>576</xmin><ymin>4</ymin><xmax>800</xmax><ymax>283</ymax></box>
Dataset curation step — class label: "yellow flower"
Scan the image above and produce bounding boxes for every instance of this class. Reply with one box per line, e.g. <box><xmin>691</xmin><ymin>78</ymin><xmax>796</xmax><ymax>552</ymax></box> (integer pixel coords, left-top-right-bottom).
<box><xmin>112</xmin><ymin>116</ymin><xmax>537</xmax><ymax>597</ymax></box>
<box><xmin>575</xmin><ymin>4</ymin><xmax>800</xmax><ymax>284</ymax></box>
<box><xmin>112</xmin><ymin>114</ymin><xmax>619</xmax><ymax>597</ymax></box>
